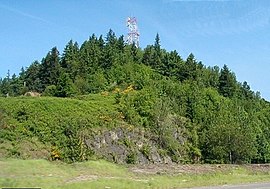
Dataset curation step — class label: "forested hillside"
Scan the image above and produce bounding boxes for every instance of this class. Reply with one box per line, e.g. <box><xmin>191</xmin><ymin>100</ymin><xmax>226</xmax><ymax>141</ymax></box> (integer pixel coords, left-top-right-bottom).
<box><xmin>0</xmin><ymin>30</ymin><xmax>270</xmax><ymax>164</ymax></box>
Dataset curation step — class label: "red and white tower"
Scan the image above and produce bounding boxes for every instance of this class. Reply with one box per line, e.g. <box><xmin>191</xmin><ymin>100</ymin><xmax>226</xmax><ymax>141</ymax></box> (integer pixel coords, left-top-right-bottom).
<box><xmin>126</xmin><ymin>17</ymin><xmax>140</xmax><ymax>47</ymax></box>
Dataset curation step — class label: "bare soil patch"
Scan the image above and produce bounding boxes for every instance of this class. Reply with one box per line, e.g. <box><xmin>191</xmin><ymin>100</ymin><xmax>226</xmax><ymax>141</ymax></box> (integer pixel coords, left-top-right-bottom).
<box><xmin>129</xmin><ymin>164</ymin><xmax>270</xmax><ymax>175</ymax></box>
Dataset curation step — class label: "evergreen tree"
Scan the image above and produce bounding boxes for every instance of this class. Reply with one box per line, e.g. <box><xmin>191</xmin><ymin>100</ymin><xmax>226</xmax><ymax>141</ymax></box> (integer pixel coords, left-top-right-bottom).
<box><xmin>98</xmin><ymin>35</ymin><xmax>105</xmax><ymax>49</ymax></box>
<box><xmin>0</xmin><ymin>70</ymin><xmax>12</xmax><ymax>96</ymax></box>
<box><xmin>240</xmin><ymin>81</ymin><xmax>254</xmax><ymax>99</ymax></box>
<box><xmin>9</xmin><ymin>74</ymin><xmax>20</xmax><ymax>96</ymax></box>
<box><xmin>39</xmin><ymin>47</ymin><xmax>61</xmax><ymax>90</ymax></box>
<box><xmin>61</xmin><ymin>40</ymin><xmax>80</xmax><ymax>80</ymax></box>
<box><xmin>117</xmin><ymin>35</ymin><xmax>125</xmax><ymax>53</ymax></box>
<box><xmin>154</xmin><ymin>33</ymin><xmax>161</xmax><ymax>54</ymax></box>
<box><xmin>142</xmin><ymin>45</ymin><xmax>154</xmax><ymax>66</ymax></box>
<box><xmin>153</xmin><ymin>33</ymin><xmax>162</xmax><ymax>70</ymax></box>
<box><xmin>101</xmin><ymin>29</ymin><xmax>118</xmax><ymax>69</ymax></box>
<box><xmin>161</xmin><ymin>50</ymin><xmax>183</xmax><ymax>77</ymax></box>
<box><xmin>186</xmin><ymin>53</ymin><xmax>198</xmax><ymax>80</ymax></box>
<box><xmin>24</xmin><ymin>61</ymin><xmax>42</xmax><ymax>92</ymax></box>
<box><xmin>56</xmin><ymin>72</ymin><xmax>75</xmax><ymax>97</ymax></box>
<box><xmin>130</xmin><ymin>42</ymin><xmax>140</xmax><ymax>63</ymax></box>
<box><xmin>79</xmin><ymin>34</ymin><xmax>103</xmax><ymax>77</ymax></box>
<box><xmin>218</xmin><ymin>65</ymin><xmax>236</xmax><ymax>98</ymax></box>
<box><xmin>106</xmin><ymin>29</ymin><xmax>117</xmax><ymax>46</ymax></box>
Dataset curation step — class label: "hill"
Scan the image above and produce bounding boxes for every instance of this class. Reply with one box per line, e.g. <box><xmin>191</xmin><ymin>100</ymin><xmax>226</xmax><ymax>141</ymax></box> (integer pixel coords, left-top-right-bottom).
<box><xmin>0</xmin><ymin>31</ymin><xmax>270</xmax><ymax>164</ymax></box>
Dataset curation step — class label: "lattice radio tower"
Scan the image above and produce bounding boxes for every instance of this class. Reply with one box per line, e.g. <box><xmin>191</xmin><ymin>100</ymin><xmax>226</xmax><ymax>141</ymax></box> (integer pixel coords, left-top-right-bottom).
<box><xmin>126</xmin><ymin>17</ymin><xmax>140</xmax><ymax>47</ymax></box>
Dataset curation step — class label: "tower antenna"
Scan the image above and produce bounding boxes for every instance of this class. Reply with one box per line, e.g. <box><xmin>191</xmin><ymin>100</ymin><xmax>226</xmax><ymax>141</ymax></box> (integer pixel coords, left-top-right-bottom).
<box><xmin>126</xmin><ymin>17</ymin><xmax>140</xmax><ymax>47</ymax></box>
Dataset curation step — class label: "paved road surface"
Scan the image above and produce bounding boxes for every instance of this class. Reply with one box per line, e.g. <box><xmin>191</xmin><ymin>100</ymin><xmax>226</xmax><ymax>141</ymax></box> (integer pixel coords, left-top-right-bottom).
<box><xmin>190</xmin><ymin>182</ymin><xmax>270</xmax><ymax>189</ymax></box>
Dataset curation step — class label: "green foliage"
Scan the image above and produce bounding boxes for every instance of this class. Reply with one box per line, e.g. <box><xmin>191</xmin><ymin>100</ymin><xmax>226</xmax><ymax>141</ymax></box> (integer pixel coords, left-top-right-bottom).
<box><xmin>140</xmin><ymin>144</ymin><xmax>151</xmax><ymax>160</ymax></box>
<box><xmin>108</xmin><ymin>63</ymin><xmax>154</xmax><ymax>90</ymax></box>
<box><xmin>152</xmin><ymin>99</ymin><xmax>195</xmax><ymax>163</ymax></box>
<box><xmin>119</xmin><ymin>86</ymin><xmax>158</xmax><ymax>127</ymax></box>
<box><xmin>73</xmin><ymin>76</ymin><xmax>90</xmax><ymax>95</ymax></box>
<box><xmin>24</xmin><ymin>61</ymin><xmax>42</xmax><ymax>92</ymax></box>
<box><xmin>87</xmin><ymin>71</ymin><xmax>107</xmax><ymax>93</ymax></box>
<box><xmin>61</xmin><ymin>40</ymin><xmax>80</xmax><ymax>80</ymax></box>
<box><xmin>39</xmin><ymin>47</ymin><xmax>61</xmax><ymax>91</ymax></box>
<box><xmin>43</xmin><ymin>85</ymin><xmax>57</xmax><ymax>96</ymax></box>
<box><xmin>56</xmin><ymin>72</ymin><xmax>76</xmax><ymax>97</ymax></box>
<box><xmin>218</xmin><ymin>65</ymin><xmax>237</xmax><ymax>98</ymax></box>
<box><xmin>0</xmin><ymin>94</ymin><xmax>118</xmax><ymax>162</ymax></box>
<box><xmin>126</xmin><ymin>151</ymin><xmax>137</xmax><ymax>164</ymax></box>
<box><xmin>0</xmin><ymin>30</ymin><xmax>270</xmax><ymax>164</ymax></box>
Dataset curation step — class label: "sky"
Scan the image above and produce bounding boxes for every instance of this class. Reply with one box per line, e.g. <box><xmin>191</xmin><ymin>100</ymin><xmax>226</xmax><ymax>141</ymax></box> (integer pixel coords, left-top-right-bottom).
<box><xmin>0</xmin><ymin>0</ymin><xmax>270</xmax><ymax>100</ymax></box>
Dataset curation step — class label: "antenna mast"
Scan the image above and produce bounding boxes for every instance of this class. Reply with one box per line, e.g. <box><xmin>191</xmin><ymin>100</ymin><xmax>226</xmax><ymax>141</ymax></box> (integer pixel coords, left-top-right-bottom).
<box><xmin>126</xmin><ymin>17</ymin><xmax>140</xmax><ymax>47</ymax></box>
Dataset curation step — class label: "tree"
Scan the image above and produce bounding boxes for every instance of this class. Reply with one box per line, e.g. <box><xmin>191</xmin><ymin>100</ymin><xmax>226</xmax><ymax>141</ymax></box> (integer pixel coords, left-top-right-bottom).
<box><xmin>0</xmin><ymin>71</ymin><xmax>12</xmax><ymax>96</ymax></box>
<box><xmin>117</xmin><ymin>35</ymin><xmax>125</xmax><ymax>53</ymax></box>
<box><xmin>106</xmin><ymin>29</ymin><xmax>117</xmax><ymax>46</ymax></box>
<box><xmin>24</xmin><ymin>61</ymin><xmax>42</xmax><ymax>92</ymax></box>
<box><xmin>100</xmin><ymin>30</ymin><xmax>119</xmax><ymax>70</ymax></box>
<box><xmin>218</xmin><ymin>65</ymin><xmax>236</xmax><ymax>98</ymax></box>
<box><xmin>152</xmin><ymin>33</ymin><xmax>162</xmax><ymax>70</ymax></box>
<box><xmin>154</xmin><ymin>33</ymin><xmax>161</xmax><ymax>54</ymax></box>
<box><xmin>56</xmin><ymin>72</ymin><xmax>75</xmax><ymax>97</ymax></box>
<box><xmin>74</xmin><ymin>76</ymin><xmax>90</xmax><ymax>95</ymax></box>
<box><xmin>142</xmin><ymin>45</ymin><xmax>154</xmax><ymax>66</ymax></box>
<box><xmin>130</xmin><ymin>42</ymin><xmax>140</xmax><ymax>63</ymax></box>
<box><xmin>161</xmin><ymin>50</ymin><xmax>183</xmax><ymax>77</ymax></box>
<box><xmin>200</xmin><ymin>66</ymin><xmax>220</xmax><ymax>88</ymax></box>
<box><xmin>39</xmin><ymin>47</ymin><xmax>61</xmax><ymax>91</ymax></box>
<box><xmin>200</xmin><ymin>98</ymin><xmax>257</xmax><ymax>163</ymax></box>
<box><xmin>43</xmin><ymin>85</ymin><xmax>57</xmax><ymax>96</ymax></box>
<box><xmin>87</xmin><ymin>71</ymin><xmax>107</xmax><ymax>93</ymax></box>
<box><xmin>9</xmin><ymin>74</ymin><xmax>21</xmax><ymax>96</ymax></box>
<box><xmin>61</xmin><ymin>40</ymin><xmax>80</xmax><ymax>80</ymax></box>
<box><xmin>79</xmin><ymin>35</ymin><xmax>103</xmax><ymax>77</ymax></box>
<box><xmin>141</xmin><ymin>34</ymin><xmax>163</xmax><ymax>70</ymax></box>
<box><xmin>240</xmin><ymin>81</ymin><xmax>254</xmax><ymax>99</ymax></box>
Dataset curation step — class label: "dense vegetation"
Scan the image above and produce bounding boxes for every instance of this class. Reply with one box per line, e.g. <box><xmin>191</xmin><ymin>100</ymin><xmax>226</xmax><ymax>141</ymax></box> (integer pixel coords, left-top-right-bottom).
<box><xmin>0</xmin><ymin>30</ymin><xmax>270</xmax><ymax>164</ymax></box>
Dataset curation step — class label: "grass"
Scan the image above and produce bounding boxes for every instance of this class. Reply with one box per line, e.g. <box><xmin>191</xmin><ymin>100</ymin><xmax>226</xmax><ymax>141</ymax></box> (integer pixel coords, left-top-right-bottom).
<box><xmin>1</xmin><ymin>159</ymin><xmax>270</xmax><ymax>189</ymax></box>
<box><xmin>0</xmin><ymin>94</ymin><xmax>122</xmax><ymax>161</ymax></box>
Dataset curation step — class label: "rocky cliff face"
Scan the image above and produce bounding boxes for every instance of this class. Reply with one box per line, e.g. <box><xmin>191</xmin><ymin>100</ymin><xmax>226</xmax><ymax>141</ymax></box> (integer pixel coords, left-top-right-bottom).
<box><xmin>84</xmin><ymin>126</ymin><xmax>173</xmax><ymax>164</ymax></box>
<box><xmin>0</xmin><ymin>122</ymin><xmax>191</xmax><ymax>164</ymax></box>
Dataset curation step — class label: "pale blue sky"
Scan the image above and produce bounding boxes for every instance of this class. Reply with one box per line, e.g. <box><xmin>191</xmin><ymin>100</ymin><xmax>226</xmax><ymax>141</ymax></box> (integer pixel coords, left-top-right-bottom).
<box><xmin>0</xmin><ymin>0</ymin><xmax>270</xmax><ymax>100</ymax></box>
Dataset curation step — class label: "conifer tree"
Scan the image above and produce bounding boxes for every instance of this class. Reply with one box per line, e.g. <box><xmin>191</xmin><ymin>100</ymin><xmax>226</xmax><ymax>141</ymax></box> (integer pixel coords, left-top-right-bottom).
<box><xmin>218</xmin><ymin>65</ymin><xmax>236</xmax><ymax>98</ymax></box>
<box><xmin>153</xmin><ymin>33</ymin><xmax>162</xmax><ymax>69</ymax></box>
<box><xmin>24</xmin><ymin>61</ymin><xmax>42</xmax><ymax>92</ymax></box>
<box><xmin>39</xmin><ymin>47</ymin><xmax>61</xmax><ymax>90</ymax></box>
<box><xmin>61</xmin><ymin>40</ymin><xmax>80</xmax><ymax>80</ymax></box>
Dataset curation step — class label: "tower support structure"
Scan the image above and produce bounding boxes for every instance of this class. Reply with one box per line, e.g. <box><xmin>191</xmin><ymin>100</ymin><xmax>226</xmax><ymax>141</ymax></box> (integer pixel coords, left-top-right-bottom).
<box><xmin>126</xmin><ymin>17</ymin><xmax>140</xmax><ymax>47</ymax></box>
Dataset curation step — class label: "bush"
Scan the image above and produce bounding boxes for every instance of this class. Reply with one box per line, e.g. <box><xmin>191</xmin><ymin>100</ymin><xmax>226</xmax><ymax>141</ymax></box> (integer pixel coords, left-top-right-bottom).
<box><xmin>43</xmin><ymin>85</ymin><xmax>57</xmax><ymax>96</ymax></box>
<box><xmin>126</xmin><ymin>151</ymin><xmax>137</xmax><ymax>164</ymax></box>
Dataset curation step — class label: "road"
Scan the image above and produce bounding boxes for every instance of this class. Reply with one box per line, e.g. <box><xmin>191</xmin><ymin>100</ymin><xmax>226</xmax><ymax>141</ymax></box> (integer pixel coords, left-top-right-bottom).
<box><xmin>190</xmin><ymin>182</ymin><xmax>270</xmax><ymax>189</ymax></box>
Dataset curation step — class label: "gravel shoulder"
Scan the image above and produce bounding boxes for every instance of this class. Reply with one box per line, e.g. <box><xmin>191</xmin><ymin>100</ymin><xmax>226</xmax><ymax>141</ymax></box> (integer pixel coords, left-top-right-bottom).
<box><xmin>189</xmin><ymin>182</ymin><xmax>270</xmax><ymax>189</ymax></box>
